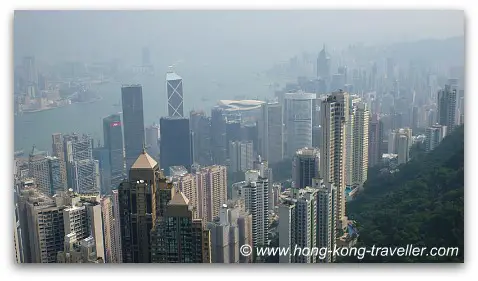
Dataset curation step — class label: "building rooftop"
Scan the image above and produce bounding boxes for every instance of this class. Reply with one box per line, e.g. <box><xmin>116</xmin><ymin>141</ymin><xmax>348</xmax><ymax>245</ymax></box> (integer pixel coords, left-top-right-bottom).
<box><xmin>169</xmin><ymin>191</ymin><xmax>189</xmax><ymax>206</ymax></box>
<box><xmin>217</xmin><ymin>99</ymin><xmax>265</xmax><ymax>112</ymax></box>
<box><xmin>131</xmin><ymin>150</ymin><xmax>158</xmax><ymax>170</ymax></box>
<box><xmin>166</xmin><ymin>71</ymin><xmax>182</xmax><ymax>81</ymax></box>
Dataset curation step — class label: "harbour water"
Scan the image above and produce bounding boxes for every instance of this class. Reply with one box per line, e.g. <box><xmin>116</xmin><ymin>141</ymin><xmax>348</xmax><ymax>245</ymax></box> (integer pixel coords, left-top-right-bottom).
<box><xmin>14</xmin><ymin>70</ymin><xmax>275</xmax><ymax>153</ymax></box>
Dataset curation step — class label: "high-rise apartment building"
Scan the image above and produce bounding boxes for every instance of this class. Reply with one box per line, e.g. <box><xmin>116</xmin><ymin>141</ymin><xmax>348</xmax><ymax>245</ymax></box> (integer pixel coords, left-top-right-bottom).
<box><xmin>437</xmin><ymin>85</ymin><xmax>457</xmax><ymax>135</ymax></box>
<box><xmin>284</xmin><ymin>92</ymin><xmax>316</xmax><ymax>158</ymax></box>
<box><xmin>397</xmin><ymin>135</ymin><xmax>410</xmax><ymax>165</ymax></box>
<box><xmin>52</xmin><ymin>133</ymin><xmax>68</xmax><ymax>188</ymax></box>
<box><xmin>311</xmin><ymin>179</ymin><xmax>336</xmax><ymax>263</ymax></box>
<box><xmin>190</xmin><ymin>110</ymin><xmax>213</xmax><ymax>165</ymax></box>
<box><xmin>174</xmin><ymin>172</ymin><xmax>198</xmax><ymax>217</ymax></box>
<box><xmin>368</xmin><ymin>114</ymin><xmax>384</xmax><ymax>168</ymax></box>
<box><xmin>211</xmin><ymin>107</ymin><xmax>228</xmax><ymax>165</ymax></box>
<box><xmin>350</xmin><ymin>102</ymin><xmax>370</xmax><ymax>187</ymax></box>
<box><xmin>279</xmin><ymin>187</ymin><xmax>318</xmax><ymax>263</ymax></box>
<box><xmin>229</xmin><ymin>140</ymin><xmax>254</xmax><ymax>173</ymax></box>
<box><xmin>150</xmin><ymin>191</ymin><xmax>211</xmax><ymax>263</ymax></box>
<box><xmin>195</xmin><ymin>165</ymin><xmax>228</xmax><ymax>222</ymax></box>
<box><xmin>121</xmin><ymin>85</ymin><xmax>146</xmax><ymax>172</ymax></box>
<box><xmin>159</xmin><ymin>117</ymin><xmax>193</xmax><ymax>175</ymax></box>
<box><xmin>166</xmin><ymin>69</ymin><xmax>184</xmax><ymax>117</ymax></box>
<box><xmin>103</xmin><ymin>113</ymin><xmax>125</xmax><ymax>192</ymax></box>
<box><xmin>100</xmin><ymin>196</ymin><xmax>121</xmax><ymax>263</ymax></box>
<box><xmin>320</xmin><ymin>90</ymin><xmax>349</xmax><ymax>228</ymax></box>
<box><xmin>388</xmin><ymin>128</ymin><xmax>412</xmax><ymax>164</ymax></box>
<box><xmin>258</xmin><ymin>102</ymin><xmax>284</xmax><ymax>164</ymax></box>
<box><xmin>207</xmin><ymin>204</ymin><xmax>240</xmax><ymax>263</ymax></box>
<box><xmin>292</xmin><ymin>147</ymin><xmax>320</xmax><ymax>189</ymax></box>
<box><xmin>242</xmin><ymin>172</ymin><xmax>269</xmax><ymax>247</ymax></box>
<box><xmin>425</xmin><ymin>124</ymin><xmax>447</xmax><ymax>152</ymax></box>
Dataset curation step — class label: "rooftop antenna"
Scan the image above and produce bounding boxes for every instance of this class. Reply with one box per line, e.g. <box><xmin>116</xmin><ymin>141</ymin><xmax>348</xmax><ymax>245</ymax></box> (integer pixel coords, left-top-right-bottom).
<box><xmin>142</xmin><ymin>142</ymin><xmax>146</xmax><ymax>154</ymax></box>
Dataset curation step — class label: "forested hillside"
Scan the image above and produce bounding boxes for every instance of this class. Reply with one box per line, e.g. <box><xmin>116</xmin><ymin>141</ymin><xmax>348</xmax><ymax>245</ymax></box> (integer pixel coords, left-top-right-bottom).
<box><xmin>343</xmin><ymin>125</ymin><xmax>464</xmax><ymax>262</ymax></box>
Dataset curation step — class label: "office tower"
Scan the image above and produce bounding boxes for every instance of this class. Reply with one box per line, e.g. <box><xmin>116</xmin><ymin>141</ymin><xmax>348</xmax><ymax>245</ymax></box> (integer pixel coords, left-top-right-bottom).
<box><xmin>93</xmin><ymin>147</ymin><xmax>111</xmax><ymax>194</ymax></box>
<box><xmin>330</xmin><ymin>73</ymin><xmax>345</xmax><ymax>92</ymax></box>
<box><xmin>121</xmin><ymin>84</ymin><xmax>145</xmax><ymax>172</ymax></box>
<box><xmin>145</xmin><ymin>124</ymin><xmax>160</xmax><ymax>162</ymax></box>
<box><xmin>174</xmin><ymin>172</ymin><xmax>198</xmax><ymax>217</ymax></box>
<box><xmin>63</xmin><ymin>133</ymin><xmax>100</xmax><ymax>194</ymax></box>
<box><xmin>368</xmin><ymin>114</ymin><xmax>384</xmax><ymax>168</ymax></box>
<box><xmin>320</xmin><ymin>90</ymin><xmax>349</xmax><ymax>229</ymax></box>
<box><xmin>142</xmin><ymin>47</ymin><xmax>150</xmax><ymax>66</ymax></box>
<box><xmin>160</xmin><ymin>117</ymin><xmax>193</xmax><ymax>175</ymax></box>
<box><xmin>229</xmin><ymin>141</ymin><xmax>254</xmax><ymax>173</ymax></box>
<box><xmin>242</xmin><ymin>173</ymin><xmax>269</xmax><ymax>247</ymax></box>
<box><xmin>279</xmin><ymin>187</ymin><xmax>318</xmax><ymax>263</ymax></box>
<box><xmin>119</xmin><ymin>150</ymin><xmax>165</xmax><ymax>263</ymax></box>
<box><xmin>437</xmin><ymin>85</ymin><xmax>457</xmax><ymax>135</ymax></box>
<box><xmin>166</xmin><ymin>68</ymin><xmax>184</xmax><ymax>117</ymax></box>
<box><xmin>226</xmin><ymin>120</ymin><xmax>242</xmax><ymax>154</ymax></box>
<box><xmin>211</xmin><ymin>107</ymin><xmax>227</xmax><ymax>165</ymax></box>
<box><xmin>190</xmin><ymin>110</ymin><xmax>213</xmax><ymax>165</ymax></box>
<box><xmin>258</xmin><ymin>102</ymin><xmax>284</xmax><ymax>164</ymax></box>
<box><xmin>425</xmin><ymin>124</ymin><xmax>447</xmax><ymax>152</ymax></box>
<box><xmin>350</xmin><ymin>102</ymin><xmax>370</xmax><ymax>187</ymax></box>
<box><xmin>52</xmin><ymin>133</ymin><xmax>68</xmax><ymax>188</ymax></box>
<box><xmin>28</xmin><ymin>148</ymin><xmax>64</xmax><ymax>195</ymax></box>
<box><xmin>207</xmin><ymin>204</ymin><xmax>240</xmax><ymax>263</ymax></box>
<box><xmin>293</xmin><ymin>147</ymin><xmax>320</xmax><ymax>189</ymax></box>
<box><xmin>410</xmin><ymin>106</ymin><xmax>419</xmax><ymax>131</ymax></box>
<box><xmin>317</xmin><ymin>45</ymin><xmax>331</xmax><ymax>83</ymax></box>
<box><xmin>103</xmin><ymin>113</ymin><xmax>125</xmax><ymax>192</ymax></box>
<box><xmin>111</xmin><ymin>190</ymin><xmax>123</xmax><ymax>262</ymax></box>
<box><xmin>22</xmin><ymin>56</ymin><xmax>38</xmax><ymax>86</ymax></box>
<box><xmin>151</xmin><ymin>191</ymin><xmax>211</xmax><ymax>263</ymax></box>
<box><xmin>57</xmin><ymin>236</ymin><xmax>103</xmax><ymax>263</ymax></box>
<box><xmin>195</xmin><ymin>165</ymin><xmax>228</xmax><ymax>222</ymax></box>
<box><xmin>312</xmin><ymin>179</ymin><xmax>336</xmax><ymax>263</ymax></box>
<box><xmin>70</xmin><ymin>159</ymin><xmax>101</xmax><ymax>194</ymax></box>
<box><xmin>284</xmin><ymin>92</ymin><xmax>316</xmax><ymax>158</ymax></box>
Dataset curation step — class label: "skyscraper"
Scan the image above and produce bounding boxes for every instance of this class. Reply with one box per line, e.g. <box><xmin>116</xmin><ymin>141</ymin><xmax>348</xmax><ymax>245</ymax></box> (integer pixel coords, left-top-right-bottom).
<box><xmin>211</xmin><ymin>107</ymin><xmax>227</xmax><ymax>165</ymax></box>
<box><xmin>190</xmin><ymin>110</ymin><xmax>213</xmax><ymax>165</ymax></box>
<box><xmin>145</xmin><ymin>124</ymin><xmax>160</xmax><ymax>162</ymax></box>
<box><xmin>103</xmin><ymin>113</ymin><xmax>125</xmax><ymax>192</ymax></box>
<box><xmin>118</xmin><ymin>151</ymin><xmax>161</xmax><ymax>263</ymax></box>
<box><xmin>320</xmin><ymin>90</ymin><xmax>349</xmax><ymax>229</ymax></box>
<box><xmin>312</xmin><ymin>179</ymin><xmax>336</xmax><ymax>263</ymax></box>
<box><xmin>111</xmin><ymin>189</ymin><xmax>123</xmax><ymax>263</ymax></box>
<box><xmin>100</xmin><ymin>196</ymin><xmax>121</xmax><ymax>263</ymax></box>
<box><xmin>93</xmin><ymin>146</ymin><xmax>111</xmax><ymax>195</ymax></box>
<box><xmin>207</xmin><ymin>204</ymin><xmax>240</xmax><ymax>263</ymax></box>
<box><xmin>284</xmin><ymin>92</ymin><xmax>316</xmax><ymax>158</ymax></box>
<box><xmin>28</xmin><ymin>147</ymin><xmax>64</xmax><ymax>195</ymax></box>
<box><xmin>368</xmin><ymin>114</ymin><xmax>384</xmax><ymax>168</ymax></box>
<box><xmin>150</xmin><ymin>191</ymin><xmax>211</xmax><ymax>263</ymax></box>
<box><xmin>52</xmin><ymin>133</ymin><xmax>67</xmax><ymax>188</ymax></box>
<box><xmin>425</xmin><ymin>124</ymin><xmax>447</xmax><ymax>152</ymax></box>
<box><xmin>397</xmin><ymin>135</ymin><xmax>409</xmax><ymax>165</ymax></box>
<box><xmin>166</xmin><ymin>68</ymin><xmax>184</xmax><ymax>117</ymax></box>
<box><xmin>121</xmin><ymin>85</ymin><xmax>145</xmax><ymax>172</ymax></box>
<box><xmin>242</xmin><ymin>171</ymin><xmax>269</xmax><ymax>247</ymax></box>
<box><xmin>279</xmin><ymin>187</ymin><xmax>318</xmax><ymax>263</ymax></box>
<box><xmin>350</xmin><ymin>102</ymin><xmax>370</xmax><ymax>187</ymax></box>
<box><xmin>258</xmin><ymin>102</ymin><xmax>284</xmax><ymax>165</ymax></box>
<box><xmin>317</xmin><ymin>45</ymin><xmax>331</xmax><ymax>83</ymax></box>
<box><xmin>195</xmin><ymin>165</ymin><xmax>228</xmax><ymax>222</ymax></box>
<box><xmin>159</xmin><ymin>117</ymin><xmax>193</xmax><ymax>175</ymax></box>
<box><xmin>229</xmin><ymin>141</ymin><xmax>254</xmax><ymax>173</ymax></box>
<box><xmin>437</xmin><ymin>85</ymin><xmax>457</xmax><ymax>135</ymax></box>
<box><xmin>292</xmin><ymin>147</ymin><xmax>320</xmax><ymax>189</ymax></box>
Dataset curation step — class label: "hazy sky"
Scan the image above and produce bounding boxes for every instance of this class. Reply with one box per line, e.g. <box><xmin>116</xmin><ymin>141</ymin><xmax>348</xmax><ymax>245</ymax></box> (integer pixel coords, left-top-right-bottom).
<box><xmin>14</xmin><ymin>10</ymin><xmax>464</xmax><ymax>69</ymax></box>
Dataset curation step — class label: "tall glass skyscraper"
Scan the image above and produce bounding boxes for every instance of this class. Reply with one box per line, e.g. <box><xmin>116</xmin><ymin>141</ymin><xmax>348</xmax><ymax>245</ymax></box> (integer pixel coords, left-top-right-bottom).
<box><xmin>121</xmin><ymin>85</ymin><xmax>145</xmax><ymax>173</ymax></box>
<box><xmin>103</xmin><ymin>113</ymin><xmax>125</xmax><ymax>192</ymax></box>
<box><xmin>159</xmin><ymin>117</ymin><xmax>193</xmax><ymax>176</ymax></box>
<box><xmin>166</xmin><ymin>69</ymin><xmax>184</xmax><ymax>117</ymax></box>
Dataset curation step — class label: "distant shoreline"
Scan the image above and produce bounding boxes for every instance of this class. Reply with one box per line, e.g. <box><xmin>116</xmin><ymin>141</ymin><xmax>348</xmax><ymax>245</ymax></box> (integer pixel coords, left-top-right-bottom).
<box><xmin>22</xmin><ymin>96</ymin><xmax>103</xmax><ymax>114</ymax></box>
